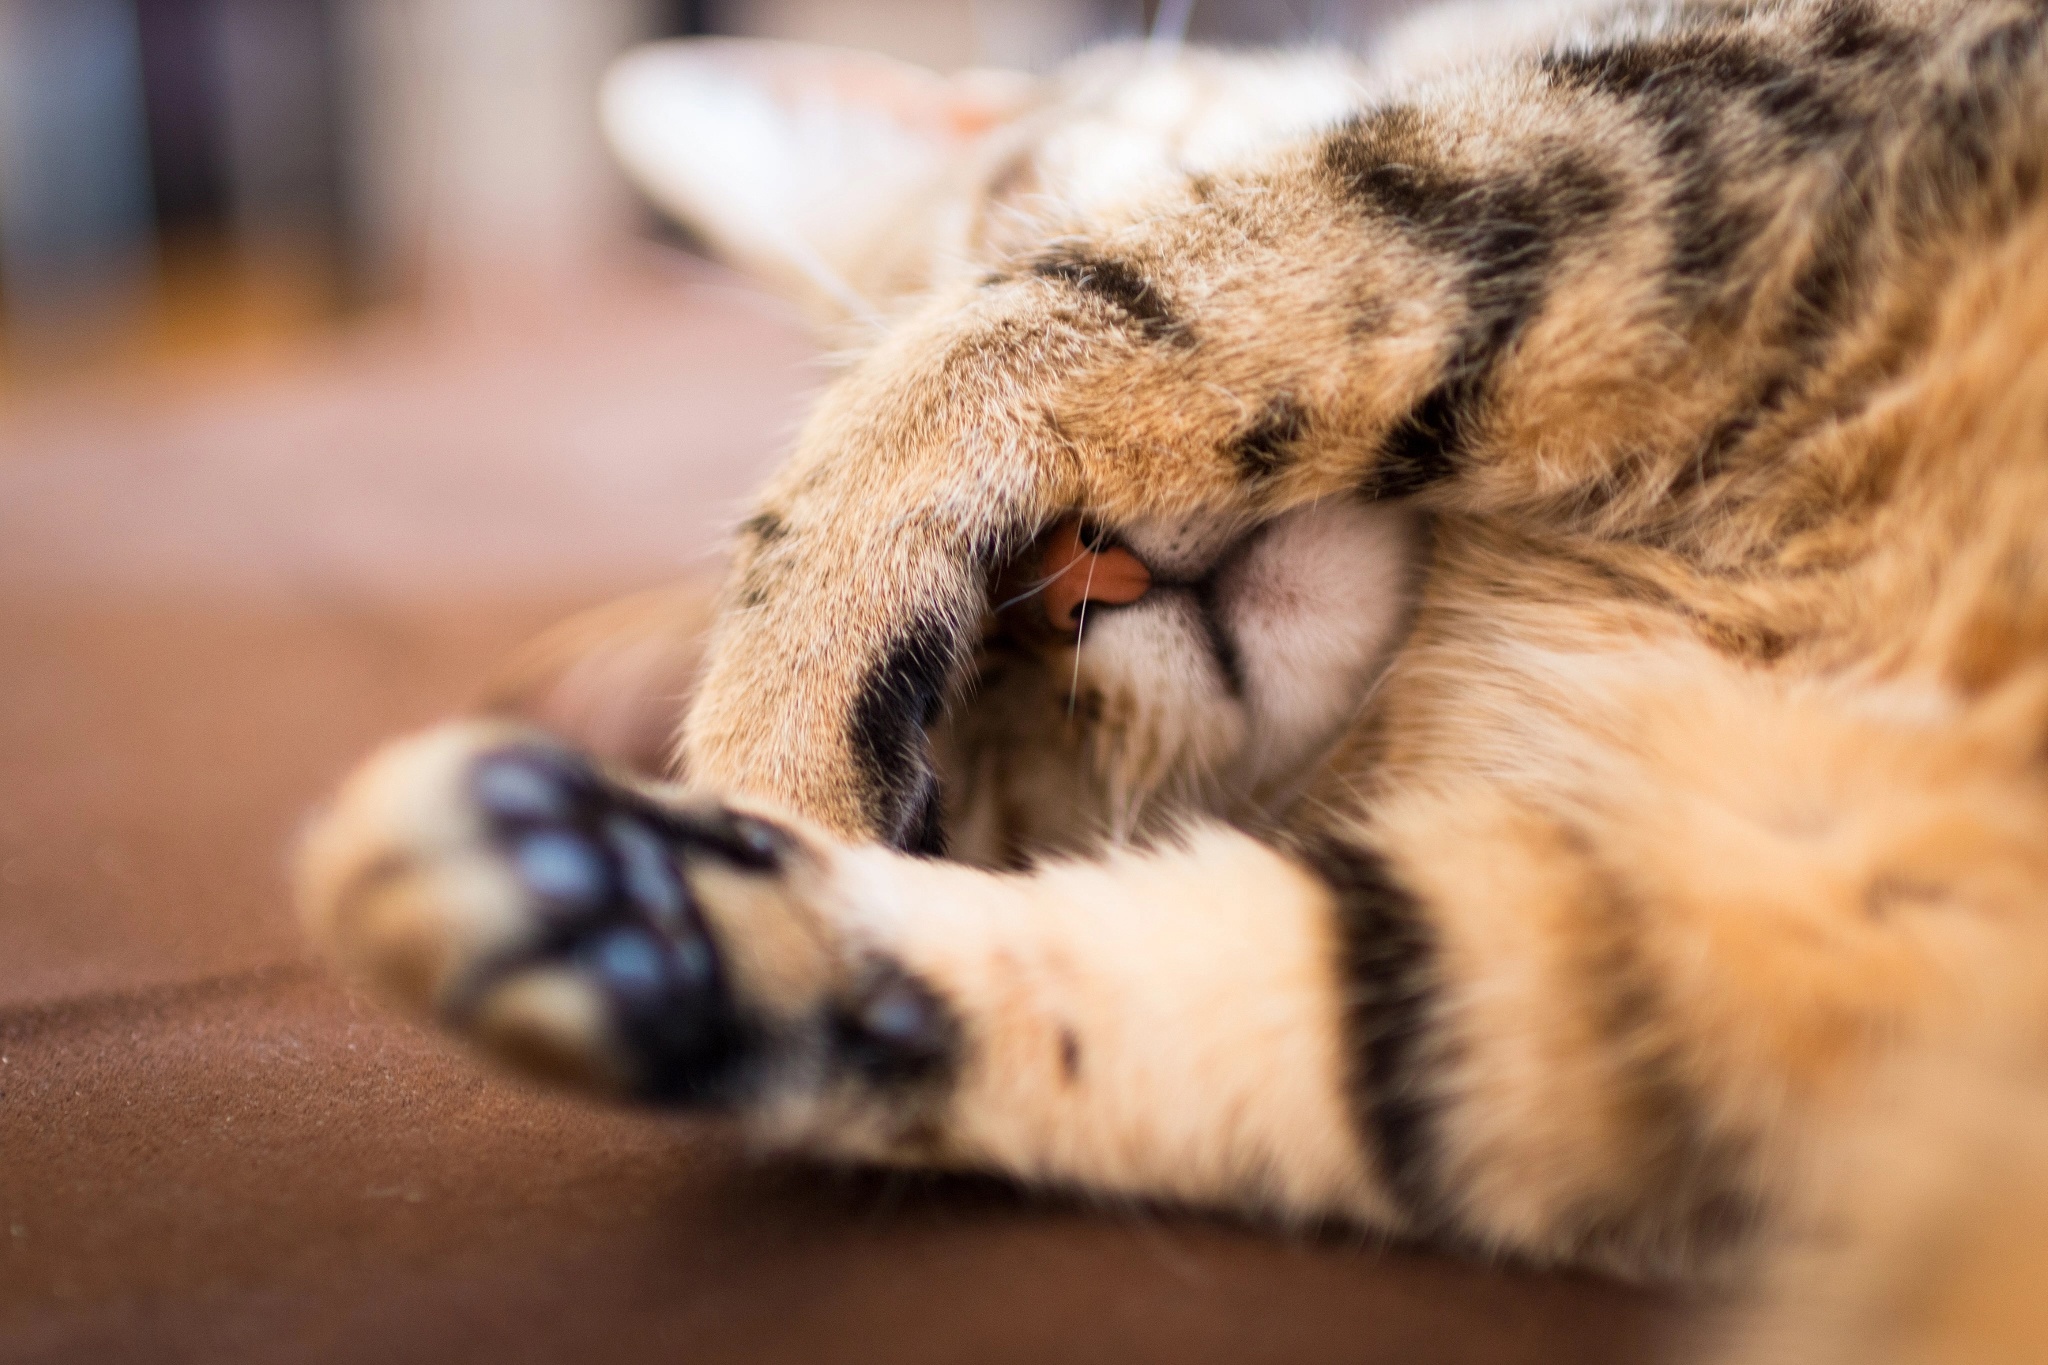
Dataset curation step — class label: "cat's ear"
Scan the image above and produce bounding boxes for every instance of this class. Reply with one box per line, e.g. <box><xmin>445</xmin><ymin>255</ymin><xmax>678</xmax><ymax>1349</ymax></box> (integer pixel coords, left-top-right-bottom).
<box><xmin>601</xmin><ymin>39</ymin><xmax>1038</xmax><ymax>323</ymax></box>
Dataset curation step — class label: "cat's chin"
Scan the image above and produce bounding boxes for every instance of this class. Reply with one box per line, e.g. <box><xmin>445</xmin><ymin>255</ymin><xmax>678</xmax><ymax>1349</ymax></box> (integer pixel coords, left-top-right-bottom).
<box><xmin>1072</xmin><ymin>499</ymin><xmax>1423</xmax><ymax>814</ymax></box>
<box><xmin>943</xmin><ymin>498</ymin><xmax>1421</xmax><ymax>856</ymax></box>
<box><xmin>1211</xmin><ymin>500</ymin><xmax>1422</xmax><ymax>794</ymax></box>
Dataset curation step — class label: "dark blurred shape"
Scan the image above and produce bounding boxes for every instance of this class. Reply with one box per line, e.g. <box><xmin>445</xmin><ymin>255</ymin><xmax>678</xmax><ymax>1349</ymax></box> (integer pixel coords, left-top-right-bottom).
<box><xmin>135</xmin><ymin>0</ymin><xmax>231</xmax><ymax>238</ymax></box>
<box><xmin>0</xmin><ymin>0</ymin><xmax>353</xmax><ymax>386</ymax></box>
<box><xmin>658</xmin><ymin>0</ymin><xmax>722</xmax><ymax>37</ymax></box>
<box><xmin>0</xmin><ymin>0</ymin><xmax>155</xmax><ymax>364</ymax></box>
<box><xmin>201</xmin><ymin>0</ymin><xmax>349</xmax><ymax>287</ymax></box>
<box><xmin>1130</xmin><ymin>0</ymin><xmax>1394</xmax><ymax>45</ymax></box>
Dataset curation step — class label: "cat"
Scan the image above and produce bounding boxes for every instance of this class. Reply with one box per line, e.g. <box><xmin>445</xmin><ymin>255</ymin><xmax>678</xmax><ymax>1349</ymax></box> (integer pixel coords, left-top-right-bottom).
<box><xmin>297</xmin><ymin>2</ymin><xmax>2048</xmax><ymax>1358</ymax></box>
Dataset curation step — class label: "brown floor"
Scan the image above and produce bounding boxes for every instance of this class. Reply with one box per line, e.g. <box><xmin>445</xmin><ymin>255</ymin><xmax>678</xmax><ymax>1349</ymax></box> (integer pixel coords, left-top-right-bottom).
<box><xmin>0</xmin><ymin>260</ymin><xmax>1689</xmax><ymax>1363</ymax></box>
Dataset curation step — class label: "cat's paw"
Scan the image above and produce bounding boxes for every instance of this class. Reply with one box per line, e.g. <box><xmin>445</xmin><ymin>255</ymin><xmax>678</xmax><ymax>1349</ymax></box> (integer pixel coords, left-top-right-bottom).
<box><xmin>298</xmin><ymin>722</ymin><xmax>958</xmax><ymax>1112</ymax></box>
<box><xmin>297</xmin><ymin>722</ymin><xmax>784</xmax><ymax>1102</ymax></box>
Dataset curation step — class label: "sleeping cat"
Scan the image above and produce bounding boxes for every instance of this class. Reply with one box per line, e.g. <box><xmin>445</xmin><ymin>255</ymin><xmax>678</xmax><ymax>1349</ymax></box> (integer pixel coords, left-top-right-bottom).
<box><xmin>298</xmin><ymin>1</ymin><xmax>2048</xmax><ymax>1357</ymax></box>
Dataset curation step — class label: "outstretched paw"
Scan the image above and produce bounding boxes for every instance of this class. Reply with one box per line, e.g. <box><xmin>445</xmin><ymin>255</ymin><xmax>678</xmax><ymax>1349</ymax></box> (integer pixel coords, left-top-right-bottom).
<box><xmin>299</xmin><ymin>723</ymin><xmax>794</xmax><ymax>1103</ymax></box>
<box><xmin>301</xmin><ymin>718</ymin><xmax>972</xmax><ymax>1150</ymax></box>
<box><xmin>461</xmin><ymin>741</ymin><xmax>791</xmax><ymax>1101</ymax></box>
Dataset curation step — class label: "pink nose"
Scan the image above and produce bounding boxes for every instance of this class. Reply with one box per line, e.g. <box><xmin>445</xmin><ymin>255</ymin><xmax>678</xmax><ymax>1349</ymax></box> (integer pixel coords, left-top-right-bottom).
<box><xmin>1037</xmin><ymin>518</ymin><xmax>1152</xmax><ymax>634</ymax></box>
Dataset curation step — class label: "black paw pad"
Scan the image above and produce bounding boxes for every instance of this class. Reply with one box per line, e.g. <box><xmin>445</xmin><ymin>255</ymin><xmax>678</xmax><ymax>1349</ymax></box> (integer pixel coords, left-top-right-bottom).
<box><xmin>511</xmin><ymin>828</ymin><xmax>614</xmax><ymax>909</ymax></box>
<box><xmin>473</xmin><ymin>748</ymin><xmax>591</xmax><ymax>822</ymax></box>
<box><xmin>831</xmin><ymin>961</ymin><xmax>961</xmax><ymax>1090</ymax></box>
<box><xmin>465</xmin><ymin>744</ymin><xmax>754</xmax><ymax>1103</ymax></box>
<box><xmin>605</xmin><ymin>813</ymin><xmax>688</xmax><ymax>930</ymax></box>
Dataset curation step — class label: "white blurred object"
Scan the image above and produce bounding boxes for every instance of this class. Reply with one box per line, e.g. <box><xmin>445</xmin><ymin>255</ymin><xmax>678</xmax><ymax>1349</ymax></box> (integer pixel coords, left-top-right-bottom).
<box><xmin>602</xmin><ymin>39</ymin><xmax>1023</xmax><ymax>321</ymax></box>
<box><xmin>600</xmin><ymin>31</ymin><xmax>1367</xmax><ymax>328</ymax></box>
<box><xmin>338</xmin><ymin>0</ymin><xmax>656</xmax><ymax>314</ymax></box>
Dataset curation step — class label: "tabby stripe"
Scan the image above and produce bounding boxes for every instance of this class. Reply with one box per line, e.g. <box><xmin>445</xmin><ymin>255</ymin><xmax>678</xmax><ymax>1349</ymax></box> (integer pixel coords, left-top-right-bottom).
<box><xmin>1540</xmin><ymin>30</ymin><xmax>1852</xmax><ymax>144</ymax></box>
<box><xmin>1542</xmin><ymin>25</ymin><xmax>1865</xmax><ymax>312</ymax></box>
<box><xmin>1811</xmin><ymin>0</ymin><xmax>1922</xmax><ymax>67</ymax></box>
<box><xmin>1230</xmin><ymin>395</ymin><xmax>1308</xmax><ymax>481</ymax></box>
<box><xmin>1029</xmin><ymin>252</ymin><xmax>1187</xmax><ymax>345</ymax></box>
<box><xmin>1189</xmin><ymin>580</ymin><xmax>1247</xmax><ymax>700</ymax></box>
<box><xmin>1905</xmin><ymin>3</ymin><xmax>2048</xmax><ymax>230</ymax></box>
<box><xmin>1779</xmin><ymin>147</ymin><xmax>1881</xmax><ymax>357</ymax></box>
<box><xmin>1322</xmin><ymin>120</ymin><xmax>1619</xmax><ymax>497</ymax></box>
<box><xmin>848</xmin><ymin>614</ymin><xmax>961</xmax><ymax>855</ymax></box>
<box><xmin>1299</xmin><ymin>835</ymin><xmax>1450</xmax><ymax>1230</ymax></box>
<box><xmin>1570</xmin><ymin>840</ymin><xmax>1762</xmax><ymax>1264</ymax></box>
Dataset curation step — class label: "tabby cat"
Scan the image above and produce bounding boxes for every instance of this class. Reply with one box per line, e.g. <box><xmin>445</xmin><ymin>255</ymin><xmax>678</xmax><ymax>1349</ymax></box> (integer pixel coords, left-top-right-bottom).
<box><xmin>298</xmin><ymin>2</ymin><xmax>2048</xmax><ymax>1357</ymax></box>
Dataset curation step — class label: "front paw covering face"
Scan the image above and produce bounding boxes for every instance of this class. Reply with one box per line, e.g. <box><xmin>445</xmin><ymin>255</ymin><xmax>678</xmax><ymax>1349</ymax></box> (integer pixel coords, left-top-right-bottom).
<box><xmin>608</xmin><ymin>31</ymin><xmax>1411</xmax><ymax>852</ymax></box>
<box><xmin>688</xmin><ymin>493</ymin><xmax>1417</xmax><ymax>865</ymax></box>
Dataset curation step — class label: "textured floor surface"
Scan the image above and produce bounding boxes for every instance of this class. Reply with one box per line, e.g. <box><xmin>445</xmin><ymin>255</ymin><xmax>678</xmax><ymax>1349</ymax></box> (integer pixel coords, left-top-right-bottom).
<box><xmin>0</xmin><ymin>260</ymin><xmax>1689</xmax><ymax>1364</ymax></box>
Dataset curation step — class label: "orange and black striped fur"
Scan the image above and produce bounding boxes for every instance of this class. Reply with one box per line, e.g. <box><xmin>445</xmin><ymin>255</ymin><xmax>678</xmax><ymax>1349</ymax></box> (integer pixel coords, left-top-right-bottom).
<box><xmin>299</xmin><ymin>2</ymin><xmax>2048</xmax><ymax>1356</ymax></box>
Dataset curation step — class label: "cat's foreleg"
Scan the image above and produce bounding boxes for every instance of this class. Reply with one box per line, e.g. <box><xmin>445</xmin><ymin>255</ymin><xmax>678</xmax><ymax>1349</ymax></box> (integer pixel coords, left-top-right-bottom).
<box><xmin>302</xmin><ymin>674</ymin><xmax>2048</xmax><ymax>1268</ymax></box>
<box><xmin>298</xmin><ymin>720</ymin><xmax>1394</xmax><ymax>1226</ymax></box>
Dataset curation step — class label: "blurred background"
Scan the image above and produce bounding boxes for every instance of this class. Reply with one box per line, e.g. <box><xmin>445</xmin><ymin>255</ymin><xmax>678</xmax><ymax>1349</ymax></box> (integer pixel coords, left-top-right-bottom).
<box><xmin>0</xmin><ymin>0</ymin><xmax>1412</xmax><ymax>394</ymax></box>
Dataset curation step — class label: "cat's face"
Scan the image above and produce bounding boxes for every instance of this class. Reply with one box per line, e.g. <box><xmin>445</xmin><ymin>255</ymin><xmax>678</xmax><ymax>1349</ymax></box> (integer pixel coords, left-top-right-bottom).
<box><xmin>605</xmin><ymin>36</ymin><xmax>1421</xmax><ymax>856</ymax></box>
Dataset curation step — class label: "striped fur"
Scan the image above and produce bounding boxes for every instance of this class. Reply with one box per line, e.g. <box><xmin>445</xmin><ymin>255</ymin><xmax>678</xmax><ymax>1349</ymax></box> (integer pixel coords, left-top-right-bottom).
<box><xmin>301</xmin><ymin>2</ymin><xmax>2048</xmax><ymax>1357</ymax></box>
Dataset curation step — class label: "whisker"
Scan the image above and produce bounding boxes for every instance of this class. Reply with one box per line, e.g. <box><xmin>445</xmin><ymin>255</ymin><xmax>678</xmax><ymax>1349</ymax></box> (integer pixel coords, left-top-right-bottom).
<box><xmin>993</xmin><ymin>544</ymin><xmax>1089</xmax><ymax>614</ymax></box>
<box><xmin>1067</xmin><ymin>547</ymin><xmax>1102</xmax><ymax>717</ymax></box>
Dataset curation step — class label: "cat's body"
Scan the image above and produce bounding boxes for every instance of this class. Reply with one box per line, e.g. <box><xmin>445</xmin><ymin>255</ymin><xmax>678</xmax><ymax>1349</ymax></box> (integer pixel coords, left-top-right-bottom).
<box><xmin>300</xmin><ymin>2</ymin><xmax>2048</xmax><ymax>1356</ymax></box>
